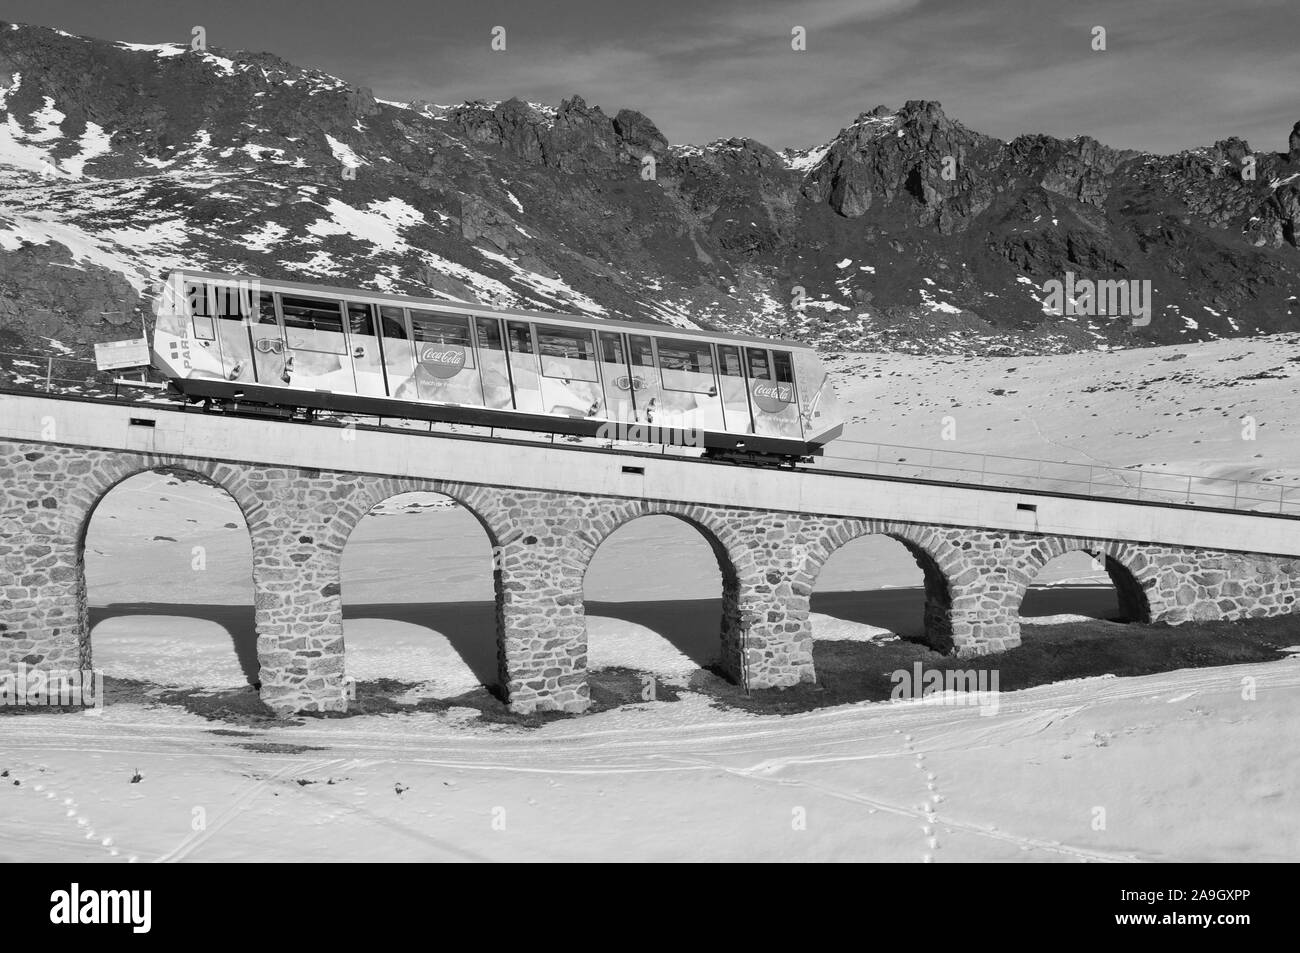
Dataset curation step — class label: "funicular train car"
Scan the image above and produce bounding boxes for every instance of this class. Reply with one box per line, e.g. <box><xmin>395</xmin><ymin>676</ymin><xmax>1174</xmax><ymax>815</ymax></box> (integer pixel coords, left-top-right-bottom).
<box><xmin>150</xmin><ymin>270</ymin><xmax>844</xmax><ymax>461</ymax></box>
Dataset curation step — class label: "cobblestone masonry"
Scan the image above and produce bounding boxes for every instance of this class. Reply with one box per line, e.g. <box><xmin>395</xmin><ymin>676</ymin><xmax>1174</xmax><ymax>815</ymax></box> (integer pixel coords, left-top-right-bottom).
<box><xmin>3</xmin><ymin>440</ymin><xmax>1299</xmax><ymax>713</ymax></box>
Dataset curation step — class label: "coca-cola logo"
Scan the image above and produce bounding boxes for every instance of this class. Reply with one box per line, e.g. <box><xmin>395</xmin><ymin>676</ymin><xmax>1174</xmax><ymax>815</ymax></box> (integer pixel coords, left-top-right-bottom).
<box><xmin>418</xmin><ymin>344</ymin><xmax>466</xmax><ymax>378</ymax></box>
<box><xmin>752</xmin><ymin>381</ymin><xmax>794</xmax><ymax>414</ymax></box>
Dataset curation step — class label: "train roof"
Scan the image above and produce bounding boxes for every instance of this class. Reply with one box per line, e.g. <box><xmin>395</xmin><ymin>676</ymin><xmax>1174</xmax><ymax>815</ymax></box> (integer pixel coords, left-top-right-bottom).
<box><xmin>167</xmin><ymin>269</ymin><xmax>813</xmax><ymax>351</ymax></box>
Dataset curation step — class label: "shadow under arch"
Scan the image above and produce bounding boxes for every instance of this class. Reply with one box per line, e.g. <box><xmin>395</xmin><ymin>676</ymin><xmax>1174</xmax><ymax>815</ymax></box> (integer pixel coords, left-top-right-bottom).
<box><xmin>337</xmin><ymin>483</ymin><xmax>506</xmax><ymax>694</ymax></box>
<box><xmin>806</xmin><ymin>527</ymin><xmax>956</xmax><ymax>653</ymax></box>
<box><xmin>78</xmin><ymin>463</ymin><xmax>259</xmax><ymax>684</ymax></box>
<box><xmin>1014</xmin><ymin>545</ymin><xmax>1152</xmax><ymax>624</ymax></box>
<box><xmin>581</xmin><ymin>508</ymin><xmax>742</xmax><ymax>674</ymax></box>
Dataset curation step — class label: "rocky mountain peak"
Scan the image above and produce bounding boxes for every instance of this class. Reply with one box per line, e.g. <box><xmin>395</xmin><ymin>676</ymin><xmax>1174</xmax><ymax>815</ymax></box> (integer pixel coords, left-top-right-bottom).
<box><xmin>0</xmin><ymin>21</ymin><xmax>1298</xmax><ymax>363</ymax></box>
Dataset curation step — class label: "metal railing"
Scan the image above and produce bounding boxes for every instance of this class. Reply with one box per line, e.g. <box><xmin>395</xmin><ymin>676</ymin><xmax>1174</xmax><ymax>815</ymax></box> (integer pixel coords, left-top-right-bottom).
<box><xmin>811</xmin><ymin>438</ymin><xmax>1300</xmax><ymax>516</ymax></box>
<box><xmin>1</xmin><ymin>347</ymin><xmax>1296</xmax><ymax>517</ymax></box>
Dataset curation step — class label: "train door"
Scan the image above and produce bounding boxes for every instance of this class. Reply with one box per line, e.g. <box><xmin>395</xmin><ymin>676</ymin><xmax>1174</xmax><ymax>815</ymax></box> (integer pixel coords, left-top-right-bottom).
<box><xmin>474</xmin><ymin>317</ymin><xmax>514</xmax><ymax>409</ymax></box>
<box><xmin>745</xmin><ymin>347</ymin><xmax>803</xmax><ymax>438</ymax></box>
<box><xmin>597</xmin><ymin>331</ymin><xmax>637</xmax><ymax>423</ymax></box>
<box><xmin>248</xmin><ymin>291</ymin><xmax>288</xmax><ymax>385</ymax></box>
<box><xmin>279</xmin><ymin>293</ymin><xmax>355</xmax><ymax>392</ymax></box>
<box><xmin>627</xmin><ymin>334</ymin><xmax>662</xmax><ymax>423</ymax></box>
<box><xmin>506</xmin><ymin>321</ymin><xmax>544</xmax><ymax>414</ymax></box>
<box><xmin>378</xmin><ymin>305</ymin><xmax>416</xmax><ymax>399</ymax></box>
<box><xmin>180</xmin><ymin>282</ymin><xmax>225</xmax><ymax>380</ymax></box>
<box><xmin>654</xmin><ymin>336</ymin><xmax>726</xmax><ymax>432</ymax></box>
<box><xmin>206</xmin><ymin>283</ymin><xmax>256</xmax><ymax>383</ymax></box>
<box><xmin>345</xmin><ymin>301</ymin><xmax>386</xmax><ymax>397</ymax></box>
<box><xmin>716</xmin><ymin>344</ymin><xmax>753</xmax><ymax>433</ymax></box>
<box><xmin>535</xmin><ymin>323</ymin><xmax>603</xmax><ymax>417</ymax></box>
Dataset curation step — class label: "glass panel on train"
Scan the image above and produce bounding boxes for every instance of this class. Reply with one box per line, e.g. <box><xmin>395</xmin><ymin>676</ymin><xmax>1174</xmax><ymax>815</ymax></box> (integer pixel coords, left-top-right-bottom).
<box><xmin>474</xmin><ymin>317</ymin><xmax>513</xmax><ymax>410</ymax></box>
<box><xmin>249</xmin><ymin>291</ymin><xmax>287</xmax><ymax>385</ymax></box>
<box><xmin>379</xmin><ymin>306</ymin><xmax>416</xmax><ymax>399</ymax></box>
<box><xmin>598</xmin><ymin>331</ymin><xmax>636</xmax><ymax>423</ymax></box>
<box><xmin>505</xmin><ymin>321</ymin><xmax>543</xmax><ymax>414</ymax></box>
<box><xmin>182</xmin><ymin>281</ymin><xmax>236</xmax><ymax>382</ymax></box>
<box><xmin>656</xmin><ymin>337</ymin><xmax>724</xmax><ymax>433</ymax></box>
<box><xmin>346</xmin><ymin>301</ymin><xmax>385</xmax><ymax>397</ymax></box>
<box><xmin>749</xmin><ymin>347</ymin><xmax>802</xmax><ymax>439</ymax></box>
<box><xmin>716</xmin><ymin>344</ymin><xmax>753</xmax><ymax>433</ymax></box>
<box><xmin>214</xmin><ymin>289</ymin><xmax>254</xmax><ymax>384</ymax></box>
<box><xmin>626</xmin><ymin>335</ymin><xmax>662</xmax><ymax>423</ymax></box>
<box><xmin>409</xmin><ymin>310</ymin><xmax>483</xmax><ymax>406</ymax></box>
<box><xmin>280</xmin><ymin>296</ymin><xmax>346</xmax><ymax>353</ymax></box>
<box><xmin>535</xmin><ymin>323</ymin><xmax>603</xmax><ymax>417</ymax></box>
<box><xmin>277</xmin><ymin>294</ymin><xmax>354</xmax><ymax>391</ymax></box>
<box><xmin>791</xmin><ymin>348</ymin><xmax>841</xmax><ymax>442</ymax></box>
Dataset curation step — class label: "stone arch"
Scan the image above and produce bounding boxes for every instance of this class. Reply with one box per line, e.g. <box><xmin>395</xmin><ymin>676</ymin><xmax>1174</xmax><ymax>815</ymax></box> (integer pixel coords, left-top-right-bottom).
<box><xmin>334</xmin><ymin>477</ymin><xmax>508</xmax><ymax>697</ymax></box>
<box><xmin>579</xmin><ymin>501</ymin><xmax>748</xmax><ymax>681</ymax></box>
<box><xmin>337</xmin><ymin>478</ymin><xmax>508</xmax><ymax>554</ymax></box>
<box><xmin>74</xmin><ymin>454</ymin><xmax>260</xmax><ymax>675</ymax></box>
<box><xmin>1010</xmin><ymin>537</ymin><xmax>1153</xmax><ymax>624</ymax></box>
<box><xmin>799</xmin><ymin>519</ymin><xmax>960</xmax><ymax>652</ymax></box>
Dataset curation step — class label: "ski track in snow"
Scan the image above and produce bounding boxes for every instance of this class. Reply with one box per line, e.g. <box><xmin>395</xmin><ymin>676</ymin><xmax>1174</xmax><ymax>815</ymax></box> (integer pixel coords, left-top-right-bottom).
<box><xmin>4</xmin><ymin>660</ymin><xmax>1294</xmax><ymax>861</ymax></box>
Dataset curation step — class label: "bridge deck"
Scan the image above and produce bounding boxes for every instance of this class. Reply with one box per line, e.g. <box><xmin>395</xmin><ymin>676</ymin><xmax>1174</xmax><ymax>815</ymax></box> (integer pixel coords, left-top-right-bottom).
<box><xmin>1</xmin><ymin>389</ymin><xmax>1298</xmax><ymax>557</ymax></box>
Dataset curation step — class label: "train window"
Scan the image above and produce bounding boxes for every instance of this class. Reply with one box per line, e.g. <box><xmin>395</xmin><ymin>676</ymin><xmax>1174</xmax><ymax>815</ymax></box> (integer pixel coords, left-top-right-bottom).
<box><xmin>629</xmin><ymin>335</ymin><xmax>655</xmax><ymax>368</ymax></box>
<box><xmin>191</xmin><ymin>314</ymin><xmax>215</xmax><ymax>341</ymax></box>
<box><xmin>746</xmin><ymin>347</ymin><xmax>773</xmax><ymax>380</ymax></box>
<box><xmin>599</xmin><ymin>331</ymin><xmax>624</xmax><ymax>364</ymax></box>
<box><xmin>409</xmin><ymin>310</ymin><xmax>471</xmax><ymax>346</ymax></box>
<box><xmin>506</xmin><ymin>322</ymin><xmax>534</xmax><ymax>353</ymax></box>
<box><xmin>346</xmin><ymin>302</ymin><xmax>375</xmax><ymax>336</ymax></box>
<box><xmin>718</xmin><ymin>345</ymin><xmax>744</xmax><ymax>377</ymax></box>
<box><xmin>256</xmin><ymin>292</ymin><xmax>278</xmax><ymax>325</ymax></box>
<box><xmin>474</xmin><ymin>317</ymin><xmax>504</xmax><ymax>350</ymax></box>
<box><xmin>280</xmin><ymin>295</ymin><xmax>346</xmax><ymax>353</ymax></box>
<box><xmin>657</xmin><ymin>337</ymin><xmax>716</xmax><ymax>393</ymax></box>
<box><xmin>536</xmin><ymin>324</ymin><xmax>599</xmax><ymax>382</ymax></box>
<box><xmin>410</xmin><ymin>310</ymin><xmax>475</xmax><ymax>368</ymax></box>
<box><xmin>189</xmin><ymin>282</ymin><xmax>253</xmax><ymax>321</ymax></box>
<box><xmin>772</xmin><ymin>350</ymin><xmax>796</xmax><ymax>384</ymax></box>
<box><xmin>379</xmin><ymin>306</ymin><xmax>407</xmax><ymax>339</ymax></box>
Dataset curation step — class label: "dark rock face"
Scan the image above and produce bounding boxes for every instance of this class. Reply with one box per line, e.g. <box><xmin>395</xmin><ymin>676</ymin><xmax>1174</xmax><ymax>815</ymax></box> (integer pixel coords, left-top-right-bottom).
<box><xmin>0</xmin><ymin>20</ymin><xmax>1298</xmax><ymax>363</ymax></box>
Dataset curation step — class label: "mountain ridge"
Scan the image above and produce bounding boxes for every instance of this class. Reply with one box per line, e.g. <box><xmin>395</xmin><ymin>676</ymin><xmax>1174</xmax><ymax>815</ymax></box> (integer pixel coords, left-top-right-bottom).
<box><xmin>1</xmin><ymin>20</ymin><xmax>1299</xmax><ymax>365</ymax></box>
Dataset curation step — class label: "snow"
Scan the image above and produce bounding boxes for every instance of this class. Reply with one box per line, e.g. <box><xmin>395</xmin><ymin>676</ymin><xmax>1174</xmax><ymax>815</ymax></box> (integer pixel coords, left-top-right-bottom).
<box><xmin>115</xmin><ymin>42</ymin><xmax>186</xmax><ymax>57</ymax></box>
<box><xmin>0</xmin><ymin>71</ymin><xmax>17</xmax><ymax>109</ymax></box>
<box><xmin>5</xmin><ymin>631</ymin><xmax>1296</xmax><ymax>860</ymax></box>
<box><xmin>200</xmin><ymin>53</ymin><xmax>238</xmax><ymax>77</ymax></box>
<box><xmin>783</xmin><ymin>143</ymin><xmax>831</xmax><ymax>173</ymax></box>
<box><xmin>324</xmin><ymin>133</ymin><xmax>367</xmax><ymax>169</ymax></box>
<box><xmin>919</xmin><ymin>288</ymin><xmax>964</xmax><ymax>314</ymax></box>
<box><xmin>502</xmin><ymin>186</ymin><xmax>524</xmax><ymax>213</ymax></box>
<box><xmin>836</xmin><ymin>258</ymin><xmax>852</xmax><ymax>269</ymax></box>
<box><xmin>240</xmin><ymin>221</ymin><xmax>289</xmax><ymax>252</ymax></box>
<box><xmin>306</xmin><ymin>197</ymin><xmax>425</xmax><ymax>252</ymax></box>
<box><xmin>0</xmin><ymin>215</ymin><xmax>164</xmax><ymax>291</ymax></box>
<box><xmin>59</xmin><ymin>122</ymin><xmax>113</xmax><ymax>177</ymax></box>
<box><xmin>475</xmin><ymin>247</ymin><xmax>607</xmax><ymax>316</ymax></box>
<box><xmin>2</xmin><ymin>338</ymin><xmax>1298</xmax><ymax>861</ymax></box>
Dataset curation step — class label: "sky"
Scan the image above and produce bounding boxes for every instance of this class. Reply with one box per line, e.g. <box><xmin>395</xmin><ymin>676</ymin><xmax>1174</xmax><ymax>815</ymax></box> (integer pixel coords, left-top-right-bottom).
<box><xmin>4</xmin><ymin>0</ymin><xmax>1297</xmax><ymax>153</ymax></box>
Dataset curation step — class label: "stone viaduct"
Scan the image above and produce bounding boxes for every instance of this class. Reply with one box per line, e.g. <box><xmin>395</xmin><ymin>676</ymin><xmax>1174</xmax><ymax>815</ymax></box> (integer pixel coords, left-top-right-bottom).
<box><xmin>2</xmin><ymin>393</ymin><xmax>1299</xmax><ymax>715</ymax></box>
